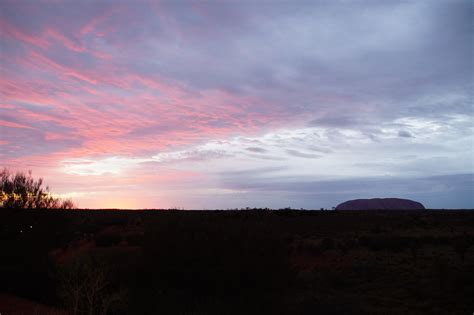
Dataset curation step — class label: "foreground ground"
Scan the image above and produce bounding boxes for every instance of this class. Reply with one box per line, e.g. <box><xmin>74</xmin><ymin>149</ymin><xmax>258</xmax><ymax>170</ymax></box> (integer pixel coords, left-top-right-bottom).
<box><xmin>1</xmin><ymin>209</ymin><xmax>473</xmax><ymax>314</ymax></box>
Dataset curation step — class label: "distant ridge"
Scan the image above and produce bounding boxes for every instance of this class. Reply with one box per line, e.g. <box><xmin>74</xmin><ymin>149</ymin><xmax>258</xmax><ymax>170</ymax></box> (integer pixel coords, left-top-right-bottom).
<box><xmin>336</xmin><ymin>198</ymin><xmax>425</xmax><ymax>210</ymax></box>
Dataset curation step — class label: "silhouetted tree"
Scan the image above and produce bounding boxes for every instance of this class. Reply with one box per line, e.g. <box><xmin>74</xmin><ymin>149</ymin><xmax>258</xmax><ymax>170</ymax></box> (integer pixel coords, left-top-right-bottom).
<box><xmin>0</xmin><ymin>168</ymin><xmax>75</xmax><ymax>209</ymax></box>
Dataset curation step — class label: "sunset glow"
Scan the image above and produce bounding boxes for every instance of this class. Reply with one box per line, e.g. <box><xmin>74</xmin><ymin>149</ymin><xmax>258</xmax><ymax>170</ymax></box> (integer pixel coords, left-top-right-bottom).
<box><xmin>1</xmin><ymin>1</ymin><xmax>472</xmax><ymax>209</ymax></box>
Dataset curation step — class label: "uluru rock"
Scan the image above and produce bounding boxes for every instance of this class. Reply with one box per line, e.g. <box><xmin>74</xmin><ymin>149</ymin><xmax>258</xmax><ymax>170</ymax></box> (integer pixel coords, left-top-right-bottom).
<box><xmin>335</xmin><ymin>198</ymin><xmax>425</xmax><ymax>210</ymax></box>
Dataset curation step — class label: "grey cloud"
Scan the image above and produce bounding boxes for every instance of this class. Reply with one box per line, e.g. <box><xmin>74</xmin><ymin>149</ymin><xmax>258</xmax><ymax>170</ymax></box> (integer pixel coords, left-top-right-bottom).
<box><xmin>246</xmin><ymin>147</ymin><xmax>267</xmax><ymax>153</ymax></box>
<box><xmin>307</xmin><ymin>145</ymin><xmax>332</xmax><ymax>154</ymax></box>
<box><xmin>214</xmin><ymin>166</ymin><xmax>288</xmax><ymax>178</ymax></box>
<box><xmin>286</xmin><ymin>149</ymin><xmax>320</xmax><ymax>159</ymax></box>
<box><xmin>398</xmin><ymin>130</ymin><xmax>413</xmax><ymax>138</ymax></box>
<box><xmin>246</xmin><ymin>154</ymin><xmax>286</xmax><ymax>161</ymax></box>
<box><xmin>308</xmin><ymin>116</ymin><xmax>364</xmax><ymax>128</ymax></box>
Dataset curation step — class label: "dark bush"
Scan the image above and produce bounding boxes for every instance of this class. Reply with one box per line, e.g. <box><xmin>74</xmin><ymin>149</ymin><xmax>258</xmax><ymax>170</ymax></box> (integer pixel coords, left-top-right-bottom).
<box><xmin>421</xmin><ymin>235</ymin><xmax>435</xmax><ymax>244</ymax></box>
<box><xmin>95</xmin><ymin>232</ymin><xmax>122</xmax><ymax>247</ymax></box>
<box><xmin>338</xmin><ymin>238</ymin><xmax>357</xmax><ymax>254</ymax></box>
<box><xmin>452</xmin><ymin>234</ymin><xmax>471</xmax><ymax>261</ymax></box>
<box><xmin>433</xmin><ymin>236</ymin><xmax>451</xmax><ymax>245</ymax></box>
<box><xmin>320</xmin><ymin>237</ymin><xmax>335</xmax><ymax>250</ymax></box>
<box><xmin>125</xmin><ymin>232</ymin><xmax>143</xmax><ymax>246</ymax></box>
<box><xmin>300</xmin><ymin>240</ymin><xmax>322</xmax><ymax>255</ymax></box>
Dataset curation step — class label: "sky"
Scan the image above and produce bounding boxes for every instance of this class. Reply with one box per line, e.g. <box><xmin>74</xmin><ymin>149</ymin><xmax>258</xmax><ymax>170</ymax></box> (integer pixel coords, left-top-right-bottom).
<box><xmin>1</xmin><ymin>0</ymin><xmax>473</xmax><ymax>209</ymax></box>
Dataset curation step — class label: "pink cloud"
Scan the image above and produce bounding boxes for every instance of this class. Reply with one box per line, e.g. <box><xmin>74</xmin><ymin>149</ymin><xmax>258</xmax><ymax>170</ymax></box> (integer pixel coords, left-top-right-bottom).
<box><xmin>0</xmin><ymin>120</ymin><xmax>35</xmax><ymax>129</ymax></box>
<box><xmin>25</xmin><ymin>51</ymin><xmax>99</xmax><ymax>85</ymax></box>
<box><xmin>0</xmin><ymin>19</ymin><xmax>49</xmax><ymax>49</ymax></box>
<box><xmin>44</xmin><ymin>28</ymin><xmax>86</xmax><ymax>52</ymax></box>
<box><xmin>79</xmin><ymin>6</ymin><xmax>121</xmax><ymax>37</ymax></box>
<box><xmin>0</xmin><ymin>77</ymin><xmax>59</xmax><ymax>106</ymax></box>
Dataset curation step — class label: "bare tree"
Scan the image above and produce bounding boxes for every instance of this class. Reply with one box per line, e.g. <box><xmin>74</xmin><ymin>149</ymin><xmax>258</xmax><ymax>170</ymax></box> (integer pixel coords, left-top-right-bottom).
<box><xmin>58</xmin><ymin>259</ymin><xmax>87</xmax><ymax>315</ymax></box>
<box><xmin>58</xmin><ymin>257</ymin><xmax>128</xmax><ymax>315</ymax></box>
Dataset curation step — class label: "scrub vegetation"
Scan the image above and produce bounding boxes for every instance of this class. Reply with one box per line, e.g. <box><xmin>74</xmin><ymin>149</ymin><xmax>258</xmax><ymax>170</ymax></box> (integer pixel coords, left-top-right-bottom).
<box><xmin>1</xmin><ymin>208</ymin><xmax>473</xmax><ymax>314</ymax></box>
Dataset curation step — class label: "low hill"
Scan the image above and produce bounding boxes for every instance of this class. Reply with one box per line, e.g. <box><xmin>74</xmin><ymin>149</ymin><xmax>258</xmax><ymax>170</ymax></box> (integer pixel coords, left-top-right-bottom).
<box><xmin>336</xmin><ymin>198</ymin><xmax>425</xmax><ymax>210</ymax></box>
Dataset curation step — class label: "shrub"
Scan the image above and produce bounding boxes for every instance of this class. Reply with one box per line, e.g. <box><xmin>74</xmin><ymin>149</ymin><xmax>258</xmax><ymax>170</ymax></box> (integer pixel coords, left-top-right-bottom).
<box><xmin>320</xmin><ymin>237</ymin><xmax>335</xmax><ymax>251</ymax></box>
<box><xmin>125</xmin><ymin>233</ymin><xmax>143</xmax><ymax>246</ymax></box>
<box><xmin>452</xmin><ymin>234</ymin><xmax>471</xmax><ymax>261</ymax></box>
<box><xmin>1</xmin><ymin>168</ymin><xmax>75</xmax><ymax>209</ymax></box>
<box><xmin>338</xmin><ymin>238</ymin><xmax>356</xmax><ymax>254</ymax></box>
<box><xmin>300</xmin><ymin>240</ymin><xmax>322</xmax><ymax>255</ymax></box>
<box><xmin>95</xmin><ymin>232</ymin><xmax>122</xmax><ymax>247</ymax></box>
